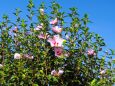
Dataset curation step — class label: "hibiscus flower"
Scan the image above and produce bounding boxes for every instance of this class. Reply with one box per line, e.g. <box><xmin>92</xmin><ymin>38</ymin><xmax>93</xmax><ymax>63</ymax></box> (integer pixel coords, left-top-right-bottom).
<box><xmin>47</xmin><ymin>35</ymin><xmax>65</xmax><ymax>47</ymax></box>
<box><xmin>54</xmin><ymin>47</ymin><xmax>63</xmax><ymax>57</ymax></box>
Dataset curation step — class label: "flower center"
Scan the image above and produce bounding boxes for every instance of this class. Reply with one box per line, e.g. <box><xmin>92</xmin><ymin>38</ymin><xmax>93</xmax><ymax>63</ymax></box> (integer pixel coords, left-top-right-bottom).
<box><xmin>57</xmin><ymin>51</ymin><xmax>61</xmax><ymax>55</ymax></box>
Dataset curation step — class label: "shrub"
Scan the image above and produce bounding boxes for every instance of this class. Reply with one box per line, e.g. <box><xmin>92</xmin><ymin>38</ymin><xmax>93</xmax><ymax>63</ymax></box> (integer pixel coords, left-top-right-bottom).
<box><xmin>0</xmin><ymin>0</ymin><xmax>115</xmax><ymax>86</ymax></box>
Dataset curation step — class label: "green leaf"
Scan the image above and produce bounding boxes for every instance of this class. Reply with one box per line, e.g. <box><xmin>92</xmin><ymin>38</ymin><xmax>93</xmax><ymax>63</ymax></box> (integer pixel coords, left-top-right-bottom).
<box><xmin>90</xmin><ymin>79</ymin><xmax>97</xmax><ymax>86</ymax></box>
<box><xmin>33</xmin><ymin>84</ymin><xmax>39</xmax><ymax>86</ymax></box>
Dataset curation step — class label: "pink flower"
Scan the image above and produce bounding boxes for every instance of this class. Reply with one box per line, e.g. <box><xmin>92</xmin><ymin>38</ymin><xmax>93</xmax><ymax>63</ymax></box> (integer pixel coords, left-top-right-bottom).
<box><xmin>58</xmin><ymin>70</ymin><xmax>64</xmax><ymax>75</ymax></box>
<box><xmin>54</xmin><ymin>47</ymin><xmax>63</xmax><ymax>57</ymax></box>
<box><xmin>35</xmin><ymin>23</ymin><xmax>43</xmax><ymax>31</ymax></box>
<box><xmin>47</xmin><ymin>35</ymin><xmax>65</xmax><ymax>47</ymax></box>
<box><xmin>87</xmin><ymin>49</ymin><xmax>96</xmax><ymax>56</ymax></box>
<box><xmin>52</xmin><ymin>26</ymin><xmax>62</xmax><ymax>33</ymax></box>
<box><xmin>50</xmin><ymin>18</ymin><xmax>58</xmax><ymax>25</ymax></box>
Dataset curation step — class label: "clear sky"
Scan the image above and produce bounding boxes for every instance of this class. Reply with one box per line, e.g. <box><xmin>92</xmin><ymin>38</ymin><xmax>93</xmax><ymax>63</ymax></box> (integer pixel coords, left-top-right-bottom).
<box><xmin>0</xmin><ymin>0</ymin><xmax>115</xmax><ymax>50</ymax></box>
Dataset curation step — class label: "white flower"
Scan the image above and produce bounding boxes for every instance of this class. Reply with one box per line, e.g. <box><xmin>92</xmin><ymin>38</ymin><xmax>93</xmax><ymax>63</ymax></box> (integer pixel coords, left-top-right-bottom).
<box><xmin>14</xmin><ymin>53</ymin><xmax>21</xmax><ymax>59</ymax></box>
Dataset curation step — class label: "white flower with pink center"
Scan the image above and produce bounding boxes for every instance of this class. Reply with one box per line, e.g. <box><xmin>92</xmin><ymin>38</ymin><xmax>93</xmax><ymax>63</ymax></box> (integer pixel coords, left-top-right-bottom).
<box><xmin>47</xmin><ymin>35</ymin><xmax>65</xmax><ymax>47</ymax></box>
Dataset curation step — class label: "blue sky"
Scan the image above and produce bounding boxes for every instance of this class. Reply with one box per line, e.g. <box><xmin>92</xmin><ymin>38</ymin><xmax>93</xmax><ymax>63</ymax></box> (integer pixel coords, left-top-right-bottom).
<box><xmin>0</xmin><ymin>0</ymin><xmax>115</xmax><ymax>50</ymax></box>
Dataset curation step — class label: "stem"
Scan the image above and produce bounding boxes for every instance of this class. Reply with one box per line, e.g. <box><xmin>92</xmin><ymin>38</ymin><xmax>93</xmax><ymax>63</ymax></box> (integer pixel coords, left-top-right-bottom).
<box><xmin>2</xmin><ymin>43</ymin><xmax>4</xmax><ymax>65</ymax></box>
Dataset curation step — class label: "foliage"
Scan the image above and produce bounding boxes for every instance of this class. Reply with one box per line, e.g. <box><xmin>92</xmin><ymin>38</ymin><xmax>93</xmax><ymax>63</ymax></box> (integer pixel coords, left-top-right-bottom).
<box><xmin>0</xmin><ymin>0</ymin><xmax>115</xmax><ymax>86</ymax></box>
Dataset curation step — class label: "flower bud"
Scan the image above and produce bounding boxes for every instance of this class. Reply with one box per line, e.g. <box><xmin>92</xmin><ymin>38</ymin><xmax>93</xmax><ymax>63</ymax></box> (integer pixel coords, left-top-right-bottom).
<box><xmin>87</xmin><ymin>49</ymin><xmax>96</xmax><ymax>56</ymax></box>
<box><xmin>52</xmin><ymin>26</ymin><xmax>62</xmax><ymax>34</ymax></box>
<box><xmin>65</xmin><ymin>34</ymin><xmax>70</xmax><ymax>40</ymax></box>
<box><xmin>50</xmin><ymin>18</ymin><xmax>58</xmax><ymax>25</ymax></box>
<box><xmin>23</xmin><ymin>54</ymin><xmax>34</xmax><ymax>59</ymax></box>
<box><xmin>58</xmin><ymin>69</ymin><xmax>64</xmax><ymax>75</ymax></box>
<box><xmin>39</xmin><ymin>8</ymin><xmax>44</xmax><ymax>15</ymax></box>
<box><xmin>35</xmin><ymin>23</ymin><xmax>43</xmax><ymax>31</ymax></box>
<box><xmin>14</xmin><ymin>53</ymin><xmax>21</xmax><ymax>59</ymax></box>
<box><xmin>13</xmin><ymin>27</ymin><xmax>18</xmax><ymax>33</ymax></box>
<box><xmin>0</xmin><ymin>64</ymin><xmax>3</xmax><ymax>69</ymax></box>
<box><xmin>100</xmin><ymin>69</ymin><xmax>106</xmax><ymax>75</ymax></box>
<box><xmin>51</xmin><ymin>70</ymin><xmax>58</xmax><ymax>76</ymax></box>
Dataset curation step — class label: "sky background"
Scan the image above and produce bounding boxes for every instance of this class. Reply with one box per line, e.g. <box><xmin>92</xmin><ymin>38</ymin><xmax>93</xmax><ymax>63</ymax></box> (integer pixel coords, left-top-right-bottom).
<box><xmin>0</xmin><ymin>0</ymin><xmax>115</xmax><ymax>50</ymax></box>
